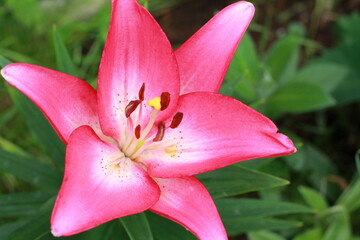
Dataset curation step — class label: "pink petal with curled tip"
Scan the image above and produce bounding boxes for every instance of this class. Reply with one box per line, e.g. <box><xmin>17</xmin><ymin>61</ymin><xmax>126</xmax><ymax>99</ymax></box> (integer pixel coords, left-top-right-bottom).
<box><xmin>1</xmin><ymin>63</ymin><xmax>100</xmax><ymax>143</ymax></box>
<box><xmin>140</xmin><ymin>92</ymin><xmax>296</xmax><ymax>178</ymax></box>
<box><xmin>51</xmin><ymin>125</ymin><xmax>160</xmax><ymax>236</ymax></box>
<box><xmin>175</xmin><ymin>1</ymin><xmax>255</xmax><ymax>94</ymax></box>
<box><xmin>97</xmin><ymin>0</ymin><xmax>180</xmax><ymax>143</ymax></box>
<box><xmin>151</xmin><ymin>177</ymin><xmax>227</xmax><ymax>240</ymax></box>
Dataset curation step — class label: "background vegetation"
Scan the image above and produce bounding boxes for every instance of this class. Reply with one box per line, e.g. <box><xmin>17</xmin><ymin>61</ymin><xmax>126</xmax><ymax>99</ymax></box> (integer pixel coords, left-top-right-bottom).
<box><xmin>0</xmin><ymin>0</ymin><xmax>359</xmax><ymax>239</ymax></box>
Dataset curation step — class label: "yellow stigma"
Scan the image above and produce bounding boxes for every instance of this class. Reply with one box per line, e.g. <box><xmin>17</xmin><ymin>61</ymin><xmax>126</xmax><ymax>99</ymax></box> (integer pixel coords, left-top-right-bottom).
<box><xmin>147</xmin><ymin>97</ymin><xmax>161</xmax><ymax>110</ymax></box>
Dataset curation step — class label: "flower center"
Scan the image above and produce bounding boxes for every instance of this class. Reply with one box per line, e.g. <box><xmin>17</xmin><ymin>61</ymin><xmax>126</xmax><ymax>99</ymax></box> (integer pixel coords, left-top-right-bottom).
<box><xmin>119</xmin><ymin>84</ymin><xmax>183</xmax><ymax>161</ymax></box>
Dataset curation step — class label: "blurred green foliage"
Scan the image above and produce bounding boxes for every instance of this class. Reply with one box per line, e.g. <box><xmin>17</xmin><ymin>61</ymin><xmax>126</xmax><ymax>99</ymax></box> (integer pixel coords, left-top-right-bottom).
<box><xmin>222</xmin><ymin>11</ymin><xmax>360</xmax><ymax>240</ymax></box>
<box><xmin>1</xmin><ymin>0</ymin><xmax>360</xmax><ymax>239</ymax></box>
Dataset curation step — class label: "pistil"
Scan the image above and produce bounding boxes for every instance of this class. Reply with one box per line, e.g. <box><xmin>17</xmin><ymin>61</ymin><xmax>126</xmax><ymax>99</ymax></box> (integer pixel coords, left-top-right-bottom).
<box><xmin>140</xmin><ymin>107</ymin><xmax>159</xmax><ymax>139</ymax></box>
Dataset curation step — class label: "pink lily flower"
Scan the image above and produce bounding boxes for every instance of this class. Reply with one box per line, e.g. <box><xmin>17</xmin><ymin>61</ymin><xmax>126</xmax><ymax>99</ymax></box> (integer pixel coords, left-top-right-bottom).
<box><xmin>1</xmin><ymin>0</ymin><xmax>296</xmax><ymax>239</ymax></box>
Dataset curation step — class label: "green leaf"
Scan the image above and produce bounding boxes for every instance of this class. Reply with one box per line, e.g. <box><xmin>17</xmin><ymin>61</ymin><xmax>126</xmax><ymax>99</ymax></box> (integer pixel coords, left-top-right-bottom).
<box><xmin>248</xmin><ymin>231</ymin><xmax>286</xmax><ymax>240</ymax></box>
<box><xmin>145</xmin><ymin>211</ymin><xmax>197</xmax><ymax>240</ymax></box>
<box><xmin>317</xmin><ymin>13</ymin><xmax>360</xmax><ymax>104</ymax></box>
<box><xmin>79</xmin><ymin>37</ymin><xmax>103</xmax><ymax>81</ymax></box>
<box><xmin>0</xmin><ymin>192</ymin><xmax>54</xmax><ymax>217</ymax></box>
<box><xmin>0</xmin><ymin>48</ymin><xmax>37</xmax><ymax>65</ymax></box>
<box><xmin>216</xmin><ymin>198</ymin><xmax>312</xmax><ymax>219</ymax></box>
<box><xmin>64</xmin><ymin>221</ymin><xmax>123</xmax><ymax>240</ymax></box>
<box><xmin>298</xmin><ymin>186</ymin><xmax>329</xmax><ymax>211</ymax></box>
<box><xmin>0</xmin><ymin>150</ymin><xmax>62</xmax><ymax>190</ymax></box>
<box><xmin>8</xmin><ymin>88</ymin><xmax>65</xmax><ymax>167</ymax></box>
<box><xmin>284</xmin><ymin>144</ymin><xmax>337</xmax><ymax>187</ymax></box>
<box><xmin>294</xmin><ymin>227</ymin><xmax>323</xmax><ymax>240</ymax></box>
<box><xmin>216</xmin><ymin>198</ymin><xmax>309</xmax><ymax>234</ymax></box>
<box><xmin>0</xmin><ymin>136</ymin><xmax>28</xmax><ymax>157</ymax></box>
<box><xmin>222</xmin><ymin>33</ymin><xmax>261</xmax><ymax>101</ymax></box>
<box><xmin>138</xmin><ymin>0</ymin><xmax>149</xmax><ymax>9</ymax></box>
<box><xmin>333</xmin><ymin>71</ymin><xmax>360</xmax><ymax>104</ymax></box>
<box><xmin>264</xmin><ymin>24</ymin><xmax>304</xmax><ymax>83</ymax></box>
<box><xmin>337</xmin><ymin>176</ymin><xmax>360</xmax><ymax>212</ymax></box>
<box><xmin>4</xmin><ymin>0</ymin><xmax>44</xmax><ymax>29</ymax></box>
<box><xmin>197</xmin><ymin>164</ymin><xmax>289</xmax><ymax>199</ymax></box>
<box><xmin>224</xmin><ymin>217</ymin><xmax>301</xmax><ymax>235</ymax></box>
<box><xmin>0</xmin><ymin>221</ymin><xmax>27</xmax><ymax>240</ymax></box>
<box><xmin>36</xmin><ymin>220</ymin><xmax>126</xmax><ymax>240</ymax></box>
<box><xmin>292</xmin><ymin>62</ymin><xmax>349</xmax><ymax>93</ymax></box>
<box><xmin>0</xmin><ymin>105</ymin><xmax>17</xmax><ymax>128</ymax></box>
<box><xmin>0</xmin><ymin>55</ymin><xmax>12</xmax><ymax>68</ymax></box>
<box><xmin>284</xmin><ymin>144</ymin><xmax>340</xmax><ymax>201</ymax></box>
<box><xmin>239</xmin><ymin>157</ymin><xmax>276</xmax><ymax>170</ymax></box>
<box><xmin>7</xmin><ymin>197</ymin><xmax>55</xmax><ymax>240</ymax></box>
<box><xmin>266</xmin><ymin>81</ymin><xmax>335</xmax><ymax>115</ymax></box>
<box><xmin>227</xmin><ymin>33</ymin><xmax>260</xmax><ymax>82</ymax></box>
<box><xmin>120</xmin><ymin>213</ymin><xmax>153</xmax><ymax>240</ymax></box>
<box><xmin>323</xmin><ymin>208</ymin><xmax>352</xmax><ymax>240</ymax></box>
<box><xmin>52</xmin><ymin>26</ymin><xmax>78</xmax><ymax>77</ymax></box>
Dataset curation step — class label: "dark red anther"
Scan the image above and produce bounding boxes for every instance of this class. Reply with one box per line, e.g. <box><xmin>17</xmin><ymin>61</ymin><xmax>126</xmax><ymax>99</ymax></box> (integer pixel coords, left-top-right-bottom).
<box><xmin>125</xmin><ymin>100</ymin><xmax>141</xmax><ymax>118</ymax></box>
<box><xmin>170</xmin><ymin>112</ymin><xmax>183</xmax><ymax>129</ymax></box>
<box><xmin>135</xmin><ymin>125</ymin><xmax>141</xmax><ymax>139</ymax></box>
<box><xmin>138</xmin><ymin>83</ymin><xmax>145</xmax><ymax>101</ymax></box>
<box><xmin>160</xmin><ymin>92</ymin><xmax>170</xmax><ymax>111</ymax></box>
<box><xmin>153</xmin><ymin>122</ymin><xmax>165</xmax><ymax>142</ymax></box>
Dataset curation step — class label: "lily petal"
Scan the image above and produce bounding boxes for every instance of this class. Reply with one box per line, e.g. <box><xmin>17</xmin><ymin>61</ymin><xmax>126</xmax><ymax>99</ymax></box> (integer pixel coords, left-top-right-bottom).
<box><xmin>175</xmin><ymin>1</ymin><xmax>254</xmax><ymax>94</ymax></box>
<box><xmin>1</xmin><ymin>63</ymin><xmax>99</xmax><ymax>143</ymax></box>
<box><xmin>97</xmin><ymin>0</ymin><xmax>180</xmax><ymax>142</ymax></box>
<box><xmin>51</xmin><ymin>125</ymin><xmax>160</xmax><ymax>236</ymax></box>
<box><xmin>150</xmin><ymin>177</ymin><xmax>227</xmax><ymax>240</ymax></box>
<box><xmin>141</xmin><ymin>92</ymin><xmax>296</xmax><ymax>177</ymax></box>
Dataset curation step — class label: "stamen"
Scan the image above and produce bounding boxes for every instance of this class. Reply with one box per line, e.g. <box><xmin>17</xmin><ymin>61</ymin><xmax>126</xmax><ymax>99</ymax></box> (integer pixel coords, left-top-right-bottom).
<box><xmin>125</xmin><ymin>100</ymin><xmax>141</xmax><ymax>118</ymax></box>
<box><xmin>153</xmin><ymin>122</ymin><xmax>165</xmax><ymax>142</ymax></box>
<box><xmin>135</xmin><ymin>125</ymin><xmax>141</xmax><ymax>139</ymax></box>
<box><xmin>170</xmin><ymin>112</ymin><xmax>183</xmax><ymax>129</ymax></box>
<box><xmin>121</xmin><ymin>88</ymin><xmax>174</xmax><ymax>159</ymax></box>
<box><xmin>139</xmin><ymin>83</ymin><xmax>145</xmax><ymax>101</ymax></box>
<box><xmin>160</xmin><ymin>92</ymin><xmax>170</xmax><ymax>111</ymax></box>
